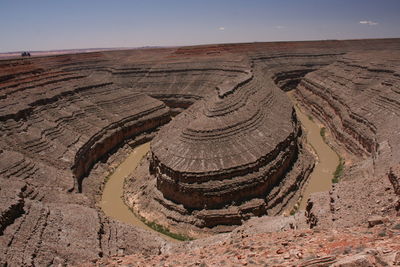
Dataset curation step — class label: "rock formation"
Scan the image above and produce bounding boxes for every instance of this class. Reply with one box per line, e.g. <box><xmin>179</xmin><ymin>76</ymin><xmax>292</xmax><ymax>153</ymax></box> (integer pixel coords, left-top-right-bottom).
<box><xmin>0</xmin><ymin>53</ymin><xmax>172</xmax><ymax>265</ymax></box>
<box><xmin>1</xmin><ymin>39</ymin><xmax>400</xmax><ymax>265</ymax></box>
<box><xmin>125</xmin><ymin>61</ymin><xmax>315</xmax><ymax>236</ymax></box>
<box><xmin>97</xmin><ymin>216</ymin><xmax>400</xmax><ymax>267</ymax></box>
<box><xmin>297</xmin><ymin>50</ymin><xmax>400</xmax><ymax>228</ymax></box>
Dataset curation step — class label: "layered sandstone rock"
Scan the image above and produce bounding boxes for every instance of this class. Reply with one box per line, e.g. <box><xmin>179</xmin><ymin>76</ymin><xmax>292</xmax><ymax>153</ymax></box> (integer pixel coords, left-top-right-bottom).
<box><xmin>1</xmin><ymin>39</ymin><xmax>400</xmax><ymax>265</ymax></box>
<box><xmin>0</xmin><ymin>50</ymin><xmax>264</xmax><ymax>264</ymax></box>
<box><xmin>0</xmin><ymin>54</ymin><xmax>173</xmax><ymax>265</ymax></box>
<box><xmin>125</xmin><ymin>62</ymin><xmax>315</xmax><ymax>236</ymax></box>
<box><xmin>123</xmin><ymin>48</ymin><xmax>365</xmax><ymax>237</ymax></box>
<box><xmin>297</xmin><ymin>51</ymin><xmax>400</xmax><ymax>169</ymax></box>
<box><xmin>297</xmin><ymin>51</ymin><xmax>400</xmax><ymax>228</ymax></box>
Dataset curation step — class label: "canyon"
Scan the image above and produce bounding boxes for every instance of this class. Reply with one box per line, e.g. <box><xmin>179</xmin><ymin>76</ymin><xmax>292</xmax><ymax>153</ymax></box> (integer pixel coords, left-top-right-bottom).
<box><xmin>0</xmin><ymin>39</ymin><xmax>400</xmax><ymax>266</ymax></box>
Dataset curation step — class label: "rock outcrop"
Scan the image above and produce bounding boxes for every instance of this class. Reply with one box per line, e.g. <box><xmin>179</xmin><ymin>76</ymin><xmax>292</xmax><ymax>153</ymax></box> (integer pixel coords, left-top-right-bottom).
<box><xmin>388</xmin><ymin>166</ymin><xmax>400</xmax><ymax>215</ymax></box>
<box><xmin>297</xmin><ymin>51</ymin><xmax>400</xmax><ymax>228</ymax></box>
<box><xmin>125</xmin><ymin>62</ymin><xmax>314</xmax><ymax>236</ymax></box>
<box><xmin>95</xmin><ymin>216</ymin><xmax>400</xmax><ymax>267</ymax></box>
<box><xmin>0</xmin><ymin>54</ymin><xmax>172</xmax><ymax>265</ymax></box>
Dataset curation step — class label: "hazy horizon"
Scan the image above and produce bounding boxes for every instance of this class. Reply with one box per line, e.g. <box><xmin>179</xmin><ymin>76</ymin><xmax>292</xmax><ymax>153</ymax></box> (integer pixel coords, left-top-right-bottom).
<box><xmin>2</xmin><ymin>37</ymin><xmax>400</xmax><ymax>55</ymax></box>
<box><xmin>1</xmin><ymin>0</ymin><xmax>400</xmax><ymax>53</ymax></box>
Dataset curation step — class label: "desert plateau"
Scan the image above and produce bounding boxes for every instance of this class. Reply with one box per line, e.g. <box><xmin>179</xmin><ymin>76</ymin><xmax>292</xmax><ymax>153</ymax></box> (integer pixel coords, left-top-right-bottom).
<box><xmin>0</xmin><ymin>38</ymin><xmax>399</xmax><ymax>266</ymax></box>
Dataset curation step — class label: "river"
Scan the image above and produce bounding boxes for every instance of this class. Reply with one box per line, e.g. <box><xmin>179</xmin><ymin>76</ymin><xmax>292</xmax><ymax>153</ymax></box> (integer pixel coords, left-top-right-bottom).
<box><xmin>98</xmin><ymin>143</ymin><xmax>169</xmax><ymax>236</ymax></box>
<box><xmin>288</xmin><ymin>93</ymin><xmax>339</xmax><ymax>210</ymax></box>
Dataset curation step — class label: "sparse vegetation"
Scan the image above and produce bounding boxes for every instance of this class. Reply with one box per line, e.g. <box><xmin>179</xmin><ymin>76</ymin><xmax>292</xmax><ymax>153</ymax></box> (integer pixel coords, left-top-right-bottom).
<box><xmin>378</xmin><ymin>231</ymin><xmax>386</xmax><ymax>237</ymax></box>
<box><xmin>126</xmin><ymin>205</ymin><xmax>194</xmax><ymax>241</ymax></box>
<box><xmin>104</xmin><ymin>171</ymin><xmax>112</xmax><ymax>183</ymax></box>
<box><xmin>307</xmin><ymin>114</ymin><xmax>314</xmax><ymax>121</ymax></box>
<box><xmin>392</xmin><ymin>223</ymin><xmax>400</xmax><ymax>230</ymax></box>
<box><xmin>320</xmin><ymin>127</ymin><xmax>326</xmax><ymax>140</ymax></box>
<box><xmin>143</xmin><ymin>219</ymin><xmax>194</xmax><ymax>241</ymax></box>
<box><xmin>332</xmin><ymin>156</ymin><xmax>344</xmax><ymax>183</ymax></box>
<box><xmin>316</xmin><ymin>125</ymin><xmax>344</xmax><ymax>184</ymax></box>
<box><xmin>290</xmin><ymin>202</ymin><xmax>299</xmax><ymax>215</ymax></box>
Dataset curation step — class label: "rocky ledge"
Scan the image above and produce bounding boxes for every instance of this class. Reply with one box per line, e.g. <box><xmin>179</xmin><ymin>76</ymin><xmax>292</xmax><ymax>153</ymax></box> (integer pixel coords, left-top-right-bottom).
<box><xmin>94</xmin><ymin>216</ymin><xmax>400</xmax><ymax>267</ymax></box>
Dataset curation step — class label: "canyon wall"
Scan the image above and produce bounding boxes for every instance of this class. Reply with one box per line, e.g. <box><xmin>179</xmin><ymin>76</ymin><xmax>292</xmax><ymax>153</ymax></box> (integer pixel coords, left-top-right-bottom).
<box><xmin>0</xmin><ymin>39</ymin><xmax>399</xmax><ymax>265</ymax></box>
<box><xmin>296</xmin><ymin>50</ymin><xmax>400</xmax><ymax>227</ymax></box>
<box><xmin>0</xmin><ymin>53</ymin><xmax>174</xmax><ymax>265</ymax></box>
<box><xmin>125</xmin><ymin>61</ymin><xmax>315</xmax><ymax>236</ymax></box>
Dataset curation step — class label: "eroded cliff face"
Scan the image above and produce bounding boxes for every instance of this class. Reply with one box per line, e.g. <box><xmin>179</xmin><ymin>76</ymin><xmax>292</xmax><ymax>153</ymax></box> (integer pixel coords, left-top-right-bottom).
<box><xmin>1</xmin><ymin>39</ymin><xmax>400</xmax><ymax>266</ymax></box>
<box><xmin>296</xmin><ymin>51</ymin><xmax>400</xmax><ymax>228</ymax></box>
<box><xmin>125</xmin><ymin>62</ymin><xmax>315</xmax><ymax>236</ymax></box>
<box><xmin>0</xmin><ymin>50</ymin><xmax>277</xmax><ymax>264</ymax></box>
<box><xmin>0</xmin><ymin>54</ymin><xmax>175</xmax><ymax>265</ymax></box>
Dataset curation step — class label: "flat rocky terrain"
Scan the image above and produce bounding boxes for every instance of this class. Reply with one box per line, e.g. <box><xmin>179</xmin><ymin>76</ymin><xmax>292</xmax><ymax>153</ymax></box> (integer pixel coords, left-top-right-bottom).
<box><xmin>93</xmin><ymin>217</ymin><xmax>400</xmax><ymax>267</ymax></box>
<box><xmin>1</xmin><ymin>39</ymin><xmax>400</xmax><ymax>266</ymax></box>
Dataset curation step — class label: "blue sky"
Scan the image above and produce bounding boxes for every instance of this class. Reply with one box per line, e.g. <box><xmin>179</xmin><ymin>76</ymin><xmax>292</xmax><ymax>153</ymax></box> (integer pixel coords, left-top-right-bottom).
<box><xmin>0</xmin><ymin>0</ymin><xmax>399</xmax><ymax>52</ymax></box>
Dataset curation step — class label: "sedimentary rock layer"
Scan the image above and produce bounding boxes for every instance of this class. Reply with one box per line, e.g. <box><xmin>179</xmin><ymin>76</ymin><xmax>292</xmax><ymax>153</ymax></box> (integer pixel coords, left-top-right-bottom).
<box><xmin>125</xmin><ymin>58</ymin><xmax>316</xmax><ymax>236</ymax></box>
<box><xmin>124</xmin><ymin>48</ymin><xmax>363</xmax><ymax>236</ymax></box>
<box><xmin>0</xmin><ymin>54</ymin><xmax>175</xmax><ymax>265</ymax></box>
<box><xmin>296</xmin><ymin>51</ymin><xmax>400</xmax><ymax>227</ymax></box>
<box><xmin>1</xmin><ymin>38</ymin><xmax>400</xmax><ymax>265</ymax></box>
<box><xmin>298</xmin><ymin>51</ymin><xmax>400</xmax><ymax>163</ymax></box>
<box><xmin>0</xmin><ymin>49</ymin><xmax>265</xmax><ymax>264</ymax></box>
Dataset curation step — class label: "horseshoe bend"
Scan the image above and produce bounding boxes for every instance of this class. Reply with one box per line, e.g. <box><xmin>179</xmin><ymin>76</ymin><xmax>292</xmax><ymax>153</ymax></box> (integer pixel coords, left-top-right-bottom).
<box><xmin>1</xmin><ymin>39</ymin><xmax>400</xmax><ymax>266</ymax></box>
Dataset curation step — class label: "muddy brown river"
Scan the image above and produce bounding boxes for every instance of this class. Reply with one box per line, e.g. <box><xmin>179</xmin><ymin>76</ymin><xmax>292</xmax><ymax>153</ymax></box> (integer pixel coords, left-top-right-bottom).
<box><xmin>99</xmin><ymin>143</ymin><xmax>165</xmax><ymax>234</ymax></box>
<box><xmin>100</xmin><ymin>143</ymin><xmax>150</xmax><ymax>227</ymax></box>
<box><xmin>288</xmin><ymin>93</ymin><xmax>339</xmax><ymax>210</ymax></box>
<box><xmin>100</xmin><ymin>94</ymin><xmax>338</xmax><ymax>237</ymax></box>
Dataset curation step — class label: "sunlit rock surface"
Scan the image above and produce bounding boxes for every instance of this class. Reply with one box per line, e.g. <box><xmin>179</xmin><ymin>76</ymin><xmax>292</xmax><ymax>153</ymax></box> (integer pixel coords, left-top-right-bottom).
<box><xmin>0</xmin><ymin>39</ymin><xmax>399</xmax><ymax>265</ymax></box>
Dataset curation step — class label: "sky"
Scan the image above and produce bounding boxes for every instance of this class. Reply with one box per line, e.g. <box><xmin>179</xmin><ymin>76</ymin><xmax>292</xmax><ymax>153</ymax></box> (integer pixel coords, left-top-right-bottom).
<box><xmin>1</xmin><ymin>0</ymin><xmax>399</xmax><ymax>53</ymax></box>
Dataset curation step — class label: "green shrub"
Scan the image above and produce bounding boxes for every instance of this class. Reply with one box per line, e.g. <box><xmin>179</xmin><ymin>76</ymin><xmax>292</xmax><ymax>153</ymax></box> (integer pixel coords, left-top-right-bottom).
<box><xmin>126</xmin><ymin>205</ymin><xmax>194</xmax><ymax>241</ymax></box>
<box><xmin>320</xmin><ymin>127</ymin><xmax>326</xmax><ymax>139</ymax></box>
<box><xmin>144</xmin><ymin>220</ymin><xmax>194</xmax><ymax>241</ymax></box>
<box><xmin>332</xmin><ymin>157</ymin><xmax>344</xmax><ymax>183</ymax></box>
<box><xmin>378</xmin><ymin>231</ymin><xmax>386</xmax><ymax>237</ymax></box>
<box><xmin>392</xmin><ymin>223</ymin><xmax>400</xmax><ymax>230</ymax></box>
